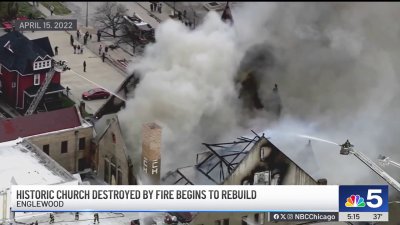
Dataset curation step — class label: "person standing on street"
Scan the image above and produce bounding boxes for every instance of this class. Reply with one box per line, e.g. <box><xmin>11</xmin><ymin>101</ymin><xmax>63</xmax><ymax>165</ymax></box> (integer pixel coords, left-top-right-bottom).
<box><xmin>94</xmin><ymin>213</ymin><xmax>99</xmax><ymax>224</ymax></box>
<box><xmin>105</xmin><ymin>46</ymin><xmax>108</xmax><ymax>53</ymax></box>
<box><xmin>75</xmin><ymin>212</ymin><xmax>79</xmax><ymax>221</ymax></box>
<box><xmin>80</xmin><ymin>46</ymin><xmax>84</xmax><ymax>54</ymax></box>
<box><xmin>97</xmin><ymin>30</ymin><xmax>101</xmax><ymax>42</ymax></box>
<box><xmin>54</xmin><ymin>46</ymin><xmax>58</xmax><ymax>55</ymax></box>
<box><xmin>99</xmin><ymin>45</ymin><xmax>102</xmax><ymax>55</ymax></box>
<box><xmin>102</xmin><ymin>52</ymin><xmax>105</xmax><ymax>62</ymax></box>
<box><xmin>77</xmin><ymin>45</ymin><xmax>81</xmax><ymax>53</ymax></box>
<box><xmin>70</xmin><ymin>34</ymin><xmax>74</xmax><ymax>46</ymax></box>
<box><xmin>49</xmin><ymin>213</ymin><xmax>54</xmax><ymax>224</ymax></box>
<box><xmin>73</xmin><ymin>45</ymin><xmax>76</xmax><ymax>54</ymax></box>
<box><xmin>83</xmin><ymin>61</ymin><xmax>86</xmax><ymax>72</ymax></box>
<box><xmin>50</xmin><ymin>5</ymin><xmax>54</xmax><ymax>16</ymax></box>
<box><xmin>66</xmin><ymin>86</ymin><xmax>70</xmax><ymax>97</ymax></box>
<box><xmin>150</xmin><ymin>2</ymin><xmax>154</xmax><ymax>12</ymax></box>
<box><xmin>77</xmin><ymin>30</ymin><xmax>80</xmax><ymax>40</ymax></box>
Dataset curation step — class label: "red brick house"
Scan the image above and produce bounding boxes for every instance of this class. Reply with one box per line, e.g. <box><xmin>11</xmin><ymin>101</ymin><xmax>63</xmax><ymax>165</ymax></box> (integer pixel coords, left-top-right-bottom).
<box><xmin>0</xmin><ymin>31</ymin><xmax>64</xmax><ymax>111</ymax></box>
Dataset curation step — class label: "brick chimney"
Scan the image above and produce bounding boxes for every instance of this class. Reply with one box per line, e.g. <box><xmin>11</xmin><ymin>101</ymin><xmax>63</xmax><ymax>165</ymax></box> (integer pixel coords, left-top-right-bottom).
<box><xmin>141</xmin><ymin>122</ymin><xmax>162</xmax><ymax>184</ymax></box>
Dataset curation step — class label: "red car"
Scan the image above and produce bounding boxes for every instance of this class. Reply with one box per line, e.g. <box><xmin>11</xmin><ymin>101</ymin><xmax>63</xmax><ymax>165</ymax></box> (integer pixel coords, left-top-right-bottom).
<box><xmin>2</xmin><ymin>16</ymin><xmax>27</xmax><ymax>32</ymax></box>
<box><xmin>82</xmin><ymin>88</ymin><xmax>110</xmax><ymax>100</ymax></box>
<box><xmin>2</xmin><ymin>21</ymin><xmax>13</xmax><ymax>32</ymax></box>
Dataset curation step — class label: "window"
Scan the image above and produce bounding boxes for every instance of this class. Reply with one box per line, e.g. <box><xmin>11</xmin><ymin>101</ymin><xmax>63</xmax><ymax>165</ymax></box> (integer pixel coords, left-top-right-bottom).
<box><xmin>79</xmin><ymin>138</ymin><xmax>85</xmax><ymax>150</ymax></box>
<box><xmin>214</xmin><ymin>220</ymin><xmax>221</xmax><ymax>225</ymax></box>
<box><xmin>34</xmin><ymin>60</ymin><xmax>51</xmax><ymax>70</ymax></box>
<box><xmin>12</xmin><ymin>82</ymin><xmax>16</xmax><ymax>88</ymax></box>
<box><xmin>223</xmin><ymin>219</ymin><xmax>229</xmax><ymax>225</ymax></box>
<box><xmin>112</xmin><ymin>133</ymin><xmax>116</xmax><ymax>143</ymax></box>
<box><xmin>34</xmin><ymin>74</ymin><xmax>40</xmax><ymax>85</ymax></box>
<box><xmin>242</xmin><ymin>216</ymin><xmax>248</xmax><ymax>225</ymax></box>
<box><xmin>61</xmin><ymin>141</ymin><xmax>68</xmax><ymax>153</ymax></box>
<box><xmin>43</xmin><ymin>144</ymin><xmax>49</xmax><ymax>155</ymax></box>
<box><xmin>254</xmin><ymin>214</ymin><xmax>259</xmax><ymax>223</ymax></box>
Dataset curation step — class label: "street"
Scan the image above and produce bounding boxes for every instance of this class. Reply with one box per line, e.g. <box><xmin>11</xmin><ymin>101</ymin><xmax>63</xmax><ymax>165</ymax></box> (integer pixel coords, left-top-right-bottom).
<box><xmin>24</xmin><ymin>30</ymin><xmax>126</xmax><ymax>114</ymax></box>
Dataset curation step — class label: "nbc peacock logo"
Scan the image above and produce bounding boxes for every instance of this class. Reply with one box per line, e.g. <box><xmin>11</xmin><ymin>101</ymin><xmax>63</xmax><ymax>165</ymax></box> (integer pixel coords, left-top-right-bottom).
<box><xmin>345</xmin><ymin>194</ymin><xmax>366</xmax><ymax>207</ymax></box>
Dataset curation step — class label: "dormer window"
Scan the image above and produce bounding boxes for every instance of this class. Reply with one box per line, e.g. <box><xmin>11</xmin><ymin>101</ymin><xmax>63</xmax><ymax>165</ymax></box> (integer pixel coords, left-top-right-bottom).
<box><xmin>33</xmin><ymin>59</ymin><xmax>51</xmax><ymax>70</ymax></box>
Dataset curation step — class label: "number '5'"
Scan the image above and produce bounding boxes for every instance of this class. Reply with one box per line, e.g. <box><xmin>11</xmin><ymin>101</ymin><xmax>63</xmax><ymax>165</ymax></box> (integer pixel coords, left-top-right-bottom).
<box><xmin>366</xmin><ymin>189</ymin><xmax>382</xmax><ymax>208</ymax></box>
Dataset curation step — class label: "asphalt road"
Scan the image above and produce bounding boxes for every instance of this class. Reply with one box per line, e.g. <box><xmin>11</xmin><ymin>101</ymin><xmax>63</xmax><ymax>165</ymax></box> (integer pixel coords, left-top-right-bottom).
<box><xmin>63</xmin><ymin>2</ymin><xmax>161</xmax><ymax>29</ymax></box>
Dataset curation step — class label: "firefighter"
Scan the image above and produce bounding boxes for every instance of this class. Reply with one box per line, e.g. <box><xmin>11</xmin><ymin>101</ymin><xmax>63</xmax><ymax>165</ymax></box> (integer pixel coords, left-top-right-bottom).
<box><xmin>75</xmin><ymin>212</ymin><xmax>79</xmax><ymax>220</ymax></box>
<box><xmin>93</xmin><ymin>212</ymin><xmax>99</xmax><ymax>223</ymax></box>
<box><xmin>49</xmin><ymin>213</ymin><xmax>54</xmax><ymax>224</ymax></box>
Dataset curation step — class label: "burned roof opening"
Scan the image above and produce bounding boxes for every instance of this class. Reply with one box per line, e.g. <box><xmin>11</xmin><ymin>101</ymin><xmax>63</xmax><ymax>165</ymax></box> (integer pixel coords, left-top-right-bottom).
<box><xmin>162</xmin><ymin>135</ymin><xmax>260</xmax><ymax>185</ymax></box>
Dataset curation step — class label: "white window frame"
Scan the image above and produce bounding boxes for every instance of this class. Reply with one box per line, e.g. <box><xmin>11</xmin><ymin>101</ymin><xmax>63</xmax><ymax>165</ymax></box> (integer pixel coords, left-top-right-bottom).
<box><xmin>33</xmin><ymin>60</ymin><xmax>52</xmax><ymax>71</ymax></box>
<box><xmin>34</xmin><ymin>74</ymin><xmax>40</xmax><ymax>85</ymax></box>
<box><xmin>12</xmin><ymin>82</ymin><xmax>16</xmax><ymax>88</ymax></box>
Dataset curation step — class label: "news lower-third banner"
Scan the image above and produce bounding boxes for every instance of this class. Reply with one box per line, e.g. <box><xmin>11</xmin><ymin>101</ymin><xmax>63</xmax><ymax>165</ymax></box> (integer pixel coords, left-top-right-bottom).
<box><xmin>10</xmin><ymin>185</ymin><xmax>388</xmax><ymax>222</ymax></box>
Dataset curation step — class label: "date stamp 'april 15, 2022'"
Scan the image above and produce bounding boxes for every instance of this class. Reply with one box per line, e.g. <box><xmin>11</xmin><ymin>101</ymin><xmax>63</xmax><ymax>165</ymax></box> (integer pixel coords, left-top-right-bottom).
<box><xmin>13</xmin><ymin>19</ymin><xmax>77</xmax><ymax>31</ymax></box>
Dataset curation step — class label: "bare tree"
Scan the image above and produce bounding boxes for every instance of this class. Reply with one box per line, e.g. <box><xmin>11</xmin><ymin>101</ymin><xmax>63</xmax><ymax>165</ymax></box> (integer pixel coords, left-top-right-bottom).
<box><xmin>93</xmin><ymin>2</ymin><xmax>128</xmax><ymax>38</ymax></box>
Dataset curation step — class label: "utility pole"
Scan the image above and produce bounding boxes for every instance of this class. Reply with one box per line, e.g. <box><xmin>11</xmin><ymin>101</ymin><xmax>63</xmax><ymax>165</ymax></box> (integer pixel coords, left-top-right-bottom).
<box><xmin>85</xmin><ymin>2</ymin><xmax>89</xmax><ymax>27</ymax></box>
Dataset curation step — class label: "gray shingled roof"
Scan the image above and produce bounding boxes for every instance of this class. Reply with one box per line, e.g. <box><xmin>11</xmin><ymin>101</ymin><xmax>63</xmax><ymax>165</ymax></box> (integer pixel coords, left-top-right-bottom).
<box><xmin>0</xmin><ymin>31</ymin><xmax>52</xmax><ymax>74</ymax></box>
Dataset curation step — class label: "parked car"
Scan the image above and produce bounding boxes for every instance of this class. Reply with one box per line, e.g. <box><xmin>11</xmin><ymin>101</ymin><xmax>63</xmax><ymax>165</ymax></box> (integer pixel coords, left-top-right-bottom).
<box><xmin>2</xmin><ymin>16</ymin><xmax>28</xmax><ymax>32</ymax></box>
<box><xmin>2</xmin><ymin>21</ymin><xmax>13</xmax><ymax>32</ymax></box>
<box><xmin>82</xmin><ymin>88</ymin><xmax>110</xmax><ymax>100</ymax></box>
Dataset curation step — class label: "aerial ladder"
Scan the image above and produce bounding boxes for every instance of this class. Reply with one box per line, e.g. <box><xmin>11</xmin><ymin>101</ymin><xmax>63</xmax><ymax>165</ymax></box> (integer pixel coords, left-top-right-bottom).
<box><xmin>378</xmin><ymin>155</ymin><xmax>400</xmax><ymax>169</ymax></box>
<box><xmin>24</xmin><ymin>60</ymin><xmax>68</xmax><ymax>116</ymax></box>
<box><xmin>340</xmin><ymin>140</ymin><xmax>400</xmax><ymax>192</ymax></box>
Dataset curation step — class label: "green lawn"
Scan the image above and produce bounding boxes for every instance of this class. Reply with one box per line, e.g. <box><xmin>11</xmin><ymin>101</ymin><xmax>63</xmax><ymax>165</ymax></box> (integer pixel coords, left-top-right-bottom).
<box><xmin>40</xmin><ymin>2</ymin><xmax>71</xmax><ymax>15</ymax></box>
<box><xmin>0</xmin><ymin>2</ymin><xmax>44</xmax><ymax>20</ymax></box>
<box><xmin>19</xmin><ymin>2</ymin><xmax>45</xmax><ymax>18</ymax></box>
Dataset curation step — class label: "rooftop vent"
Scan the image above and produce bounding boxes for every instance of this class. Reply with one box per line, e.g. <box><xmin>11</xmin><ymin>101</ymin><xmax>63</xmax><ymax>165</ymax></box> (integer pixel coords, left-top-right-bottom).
<box><xmin>3</xmin><ymin>40</ymin><xmax>14</xmax><ymax>53</ymax></box>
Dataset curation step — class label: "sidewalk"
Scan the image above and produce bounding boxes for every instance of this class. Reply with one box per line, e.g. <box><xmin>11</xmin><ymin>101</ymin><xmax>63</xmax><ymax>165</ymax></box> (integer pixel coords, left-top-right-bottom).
<box><xmin>34</xmin><ymin>2</ymin><xmax>132</xmax><ymax>75</ymax></box>
<box><xmin>135</xmin><ymin>2</ymin><xmax>177</xmax><ymax>23</ymax></box>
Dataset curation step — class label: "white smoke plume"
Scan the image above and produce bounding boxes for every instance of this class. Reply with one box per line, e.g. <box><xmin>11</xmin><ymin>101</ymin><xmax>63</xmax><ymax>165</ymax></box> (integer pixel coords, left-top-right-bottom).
<box><xmin>119</xmin><ymin>2</ymin><xmax>400</xmax><ymax>198</ymax></box>
<box><xmin>119</xmin><ymin>12</ymin><xmax>254</xmax><ymax>175</ymax></box>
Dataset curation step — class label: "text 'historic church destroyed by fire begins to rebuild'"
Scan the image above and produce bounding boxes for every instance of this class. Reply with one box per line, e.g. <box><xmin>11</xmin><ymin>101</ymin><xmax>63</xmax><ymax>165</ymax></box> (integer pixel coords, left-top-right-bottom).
<box><xmin>0</xmin><ymin>1</ymin><xmax>400</xmax><ymax>225</ymax></box>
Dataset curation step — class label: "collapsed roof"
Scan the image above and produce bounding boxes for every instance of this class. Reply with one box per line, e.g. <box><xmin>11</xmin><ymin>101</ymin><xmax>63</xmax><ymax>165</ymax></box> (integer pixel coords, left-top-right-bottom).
<box><xmin>162</xmin><ymin>131</ymin><xmax>319</xmax><ymax>185</ymax></box>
